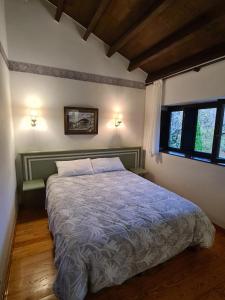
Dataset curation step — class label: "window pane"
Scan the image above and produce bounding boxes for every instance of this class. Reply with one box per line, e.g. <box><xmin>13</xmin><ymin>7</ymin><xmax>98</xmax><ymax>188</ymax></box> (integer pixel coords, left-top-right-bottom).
<box><xmin>194</xmin><ymin>108</ymin><xmax>216</xmax><ymax>154</ymax></box>
<box><xmin>168</xmin><ymin>111</ymin><xmax>183</xmax><ymax>149</ymax></box>
<box><xmin>219</xmin><ymin>109</ymin><xmax>225</xmax><ymax>159</ymax></box>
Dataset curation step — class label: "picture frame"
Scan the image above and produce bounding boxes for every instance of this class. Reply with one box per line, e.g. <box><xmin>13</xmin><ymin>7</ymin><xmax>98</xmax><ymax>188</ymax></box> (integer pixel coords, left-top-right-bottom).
<box><xmin>64</xmin><ymin>107</ymin><xmax>98</xmax><ymax>135</ymax></box>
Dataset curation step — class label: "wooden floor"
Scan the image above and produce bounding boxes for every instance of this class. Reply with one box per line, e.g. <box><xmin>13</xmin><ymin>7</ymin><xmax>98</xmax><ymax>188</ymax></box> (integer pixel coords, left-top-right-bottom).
<box><xmin>5</xmin><ymin>207</ymin><xmax>225</xmax><ymax>300</ymax></box>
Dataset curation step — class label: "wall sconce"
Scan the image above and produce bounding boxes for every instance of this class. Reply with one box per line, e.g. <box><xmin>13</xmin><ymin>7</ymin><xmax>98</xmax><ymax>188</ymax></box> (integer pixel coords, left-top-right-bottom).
<box><xmin>30</xmin><ymin>110</ymin><xmax>38</xmax><ymax>127</ymax></box>
<box><xmin>114</xmin><ymin>113</ymin><xmax>123</xmax><ymax>127</ymax></box>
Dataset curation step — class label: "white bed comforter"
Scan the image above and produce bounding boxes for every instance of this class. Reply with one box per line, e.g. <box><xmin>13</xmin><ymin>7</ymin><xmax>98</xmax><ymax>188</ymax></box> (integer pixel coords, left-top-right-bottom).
<box><xmin>46</xmin><ymin>171</ymin><xmax>215</xmax><ymax>300</ymax></box>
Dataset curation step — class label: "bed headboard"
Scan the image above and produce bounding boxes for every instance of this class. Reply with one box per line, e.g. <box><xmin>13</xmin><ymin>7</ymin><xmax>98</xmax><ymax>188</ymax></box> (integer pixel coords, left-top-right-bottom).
<box><xmin>17</xmin><ymin>147</ymin><xmax>143</xmax><ymax>185</ymax></box>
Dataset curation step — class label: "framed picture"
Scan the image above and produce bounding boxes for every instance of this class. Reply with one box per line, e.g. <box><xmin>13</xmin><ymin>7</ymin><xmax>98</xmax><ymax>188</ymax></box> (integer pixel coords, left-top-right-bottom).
<box><xmin>64</xmin><ymin>107</ymin><xmax>98</xmax><ymax>135</ymax></box>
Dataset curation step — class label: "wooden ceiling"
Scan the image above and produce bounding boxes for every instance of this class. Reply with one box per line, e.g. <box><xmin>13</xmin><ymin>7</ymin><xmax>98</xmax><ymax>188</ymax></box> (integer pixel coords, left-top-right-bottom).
<box><xmin>49</xmin><ymin>0</ymin><xmax>225</xmax><ymax>85</ymax></box>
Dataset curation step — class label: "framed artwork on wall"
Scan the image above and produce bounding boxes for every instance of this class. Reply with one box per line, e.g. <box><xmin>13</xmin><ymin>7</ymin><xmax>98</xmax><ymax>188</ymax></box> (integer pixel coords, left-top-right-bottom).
<box><xmin>64</xmin><ymin>107</ymin><xmax>98</xmax><ymax>135</ymax></box>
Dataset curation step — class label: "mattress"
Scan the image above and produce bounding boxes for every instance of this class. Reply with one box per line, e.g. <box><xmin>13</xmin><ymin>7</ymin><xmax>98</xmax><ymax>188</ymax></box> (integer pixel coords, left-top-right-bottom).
<box><xmin>46</xmin><ymin>170</ymin><xmax>215</xmax><ymax>300</ymax></box>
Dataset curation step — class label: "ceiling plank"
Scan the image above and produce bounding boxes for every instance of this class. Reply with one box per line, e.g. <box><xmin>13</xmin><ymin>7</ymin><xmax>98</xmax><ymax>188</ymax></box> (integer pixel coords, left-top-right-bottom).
<box><xmin>128</xmin><ymin>14</ymin><xmax>210</xmax><ymax>71</ymax></box>
<box><xmin>55</xmin><ymin>0</ymin><xmax>65</xmax><ymax>22</ymax></box>
<box><xmin>129</xmin><ymin>5</ymin><xmax>225</xmax><ymax>72</ymax></box>
<box><xmin>83</xmin><ymin>0</ymin><xmax>111</xmax><ymax>41</ymax></box>
<box><xmin>145</xmin><ymin>41</ymin><xmax>225</xmax><ymax>84</ymax></box>
<box><xmin>107</xmin><ymin>0</ymin><xmax>168</xmax><ymax>57</ymax></box>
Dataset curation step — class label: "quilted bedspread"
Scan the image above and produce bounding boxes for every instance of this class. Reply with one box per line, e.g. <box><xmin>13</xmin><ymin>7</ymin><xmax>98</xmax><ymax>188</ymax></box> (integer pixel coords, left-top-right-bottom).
<box><xmin>46</xmin><ymin>171</ymin><xmax>215</xmax><ymax>300</ymax></box>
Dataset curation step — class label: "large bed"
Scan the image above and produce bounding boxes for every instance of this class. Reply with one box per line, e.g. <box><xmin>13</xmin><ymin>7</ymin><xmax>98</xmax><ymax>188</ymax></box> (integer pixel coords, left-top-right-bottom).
<box><xmin>46</xmin><ymin>170</ymin><xmax>215</xmax><ymax>300</ymax></box>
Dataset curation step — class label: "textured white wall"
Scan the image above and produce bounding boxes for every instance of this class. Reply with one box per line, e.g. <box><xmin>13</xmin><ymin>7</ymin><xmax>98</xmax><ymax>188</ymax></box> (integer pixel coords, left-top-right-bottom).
<box><xmin>0</xmin><ymin>0</ymin><xmax>16</xmax><ymax>295</ymax></box>
<box><xmin>144</xmin><ymin>62</ymin><xmax>225</xmax><ymax>228</ymax></box>
<box><xmin>5</xmin><ymin>0</ymin><xmax>146</xmax><ymax>82</ymax></box>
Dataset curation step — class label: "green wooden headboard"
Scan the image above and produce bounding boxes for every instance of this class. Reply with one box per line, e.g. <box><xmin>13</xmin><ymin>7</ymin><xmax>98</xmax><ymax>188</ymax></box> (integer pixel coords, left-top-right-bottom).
<box><xmin>17</xmin><ymin>147</ymin><xmax>143</xmax><ymax>185</ymax></box>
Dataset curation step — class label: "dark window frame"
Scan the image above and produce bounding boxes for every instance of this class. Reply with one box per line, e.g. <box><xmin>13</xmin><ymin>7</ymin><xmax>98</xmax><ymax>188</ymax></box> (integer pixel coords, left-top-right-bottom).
<box><xmin>160</xmin><ymin>99</ymin><xmax>225</xmax><ymax>166</ymax></box>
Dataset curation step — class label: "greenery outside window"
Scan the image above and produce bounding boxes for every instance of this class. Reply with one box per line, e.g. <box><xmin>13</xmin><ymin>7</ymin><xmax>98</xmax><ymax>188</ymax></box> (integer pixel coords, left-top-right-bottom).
<box><xmin>160</xmin><ymin>99</ymin><xmax>225</xmax><ymax>166</ymax></box>
<box><xmin>194</xmin><ymin>108</ymin><xmax>217</xmax><ymax>154</ymax></box>
<box><xmin>219</xmin><ymin>108</ymin><xmax>225</xmax><ymax>159</ymax></box>
<box><xmin>168</xmin><ymin>111</ymin><xmax>183</xmax><ymax>149</ymax></box>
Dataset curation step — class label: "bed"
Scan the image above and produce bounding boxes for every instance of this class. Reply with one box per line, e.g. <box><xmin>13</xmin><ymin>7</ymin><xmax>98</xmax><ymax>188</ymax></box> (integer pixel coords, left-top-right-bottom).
<box><xmin>46</xmin><ymin>170</ymin><xmax>215</xmax><ymax>300</ymax></box>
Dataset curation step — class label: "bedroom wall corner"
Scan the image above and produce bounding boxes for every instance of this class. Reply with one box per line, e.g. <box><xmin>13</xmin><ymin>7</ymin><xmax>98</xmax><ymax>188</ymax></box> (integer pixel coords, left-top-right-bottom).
<box><xmin>0</xmin><ymin>0</ymin><xmax>17</xmax><ymax>297</ymax></box>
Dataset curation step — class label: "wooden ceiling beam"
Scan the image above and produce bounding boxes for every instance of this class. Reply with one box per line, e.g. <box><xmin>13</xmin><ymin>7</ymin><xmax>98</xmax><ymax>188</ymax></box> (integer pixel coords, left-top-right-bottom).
<box><xmin>145</xmin><ymin>41</ymin><xmax>225</xmax><ymax>84</ymax></box>
<box><xmin>83</xmin><ymin>0</ymin><xmax>111</xmax><ymax>41</ymax></box>
<box><xmin>129</xmin><ymin>5</ymin><xmax>225</xmax><ymax>72</ymax></box>
<box><xmin>107</xmin><ymin>0</ymin><xmax>168</xmax><ymax>57</ymax></box>
<box><xmin>128</xmin><ymin>14</ymin><xmax>210</xmax><ymax>72</ymax></box>
<box><xmin>55</xmin><ymin>0</ymin><xmax>65</xmax><ymax>22</ymax></box>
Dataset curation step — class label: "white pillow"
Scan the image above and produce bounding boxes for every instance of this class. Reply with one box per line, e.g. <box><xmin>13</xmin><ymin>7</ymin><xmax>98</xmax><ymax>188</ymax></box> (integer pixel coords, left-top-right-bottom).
<box><xmin>91</xmin><ymin>157</ymin><xmax>125</xmax><ymax>174</ymax></box>
<box><xmin>56</xmin><ymin>158</ymin><xmax>94</xmax><ymax>177</ymax></box>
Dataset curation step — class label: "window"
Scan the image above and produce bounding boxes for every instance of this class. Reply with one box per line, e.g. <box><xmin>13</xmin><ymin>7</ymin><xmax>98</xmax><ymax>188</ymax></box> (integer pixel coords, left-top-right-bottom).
<box><xmin>168</xmin><ymin>111</ymin><xmax>183</xmax><ymax>149</ymax></box>
<box><xmin>194</xmin><ymin>108</ymin><xmax>217</xmax><ymax>154</ymax></box>
<box><xmin>160</xmin><ymin>99</ymin><xmax>225</xmax><ymax>166</ymax></box>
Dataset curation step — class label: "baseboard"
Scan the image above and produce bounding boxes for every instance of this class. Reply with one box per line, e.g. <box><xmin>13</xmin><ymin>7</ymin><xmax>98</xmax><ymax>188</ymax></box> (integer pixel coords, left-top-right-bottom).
<box><xmin>0</xmin><ymin>213</ymin><xmax>17</xmax><ymax>300</ymax></box>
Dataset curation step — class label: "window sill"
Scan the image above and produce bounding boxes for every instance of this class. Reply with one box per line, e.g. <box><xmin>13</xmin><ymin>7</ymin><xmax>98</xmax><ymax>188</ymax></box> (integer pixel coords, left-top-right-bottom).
<box><xmin>160</xmin><ymin>150</ymin><xmax>225</xmax><ymax>168</ymax></box>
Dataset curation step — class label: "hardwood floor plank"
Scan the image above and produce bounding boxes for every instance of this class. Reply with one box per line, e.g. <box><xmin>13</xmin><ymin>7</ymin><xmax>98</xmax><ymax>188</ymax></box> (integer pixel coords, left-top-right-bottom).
<box><xmin>40</xmin><ymin>295</ymin><xmax>58</xmax><ymax>300</ymax></box>
<box><xmin>197</xmin><ymin>281</ymin><xmax>225</xmax><ymax>300</ymax></box>
<box><xmin>12</xmin><ymin>239</ymin><xmax>53</xmax><ymax>260</ymax></box>
<box><xmin>6</xmin><ymin>208</ymin><xmax>225</xmax><ymax>300</ymax></box>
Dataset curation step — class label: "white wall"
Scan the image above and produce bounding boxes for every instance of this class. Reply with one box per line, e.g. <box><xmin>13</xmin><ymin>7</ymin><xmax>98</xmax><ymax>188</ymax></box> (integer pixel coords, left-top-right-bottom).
<box><xmin>5</xmin><ymin>0</ymin><xmax>146</xmax><ymax>82</ymax></box>
<box><xmin>0</xmin><ymin>0</ymin><xmax>7</xmax><ymax>54</ymax></box>
<box><xmin>0</xmin><ymin>0</ymin><xmax>16</xmax><ymax>295</ymax></box>
<box><xmin>5</xmin><ymin>0</ymin><xmax>146</xmax><ymax>153</ymax></box>
<box><xmin>11</xmin><ymin>72</ymin><xmax>145</xmax><ymax>152</ymax></box>
<box><xmin>164</xmin><ymin>60</ymin><xmax>225</xmax><ymax>105</ymax></box>
<box><xmin>145</xmin><ymin>61</ymin><xmax>225</xmax><ymax>229</ymax></box>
